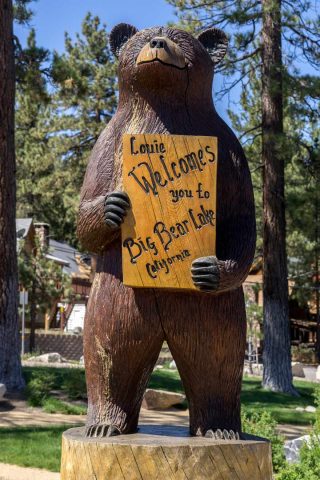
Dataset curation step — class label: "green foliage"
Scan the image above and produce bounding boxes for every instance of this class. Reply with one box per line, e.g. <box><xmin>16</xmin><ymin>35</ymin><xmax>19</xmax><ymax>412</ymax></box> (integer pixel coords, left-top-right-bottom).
<box><xmin>148</xmin><ymin>368</ymin><xmax>184</xmax><ymax>393</ymax></box>
<box><xmin>15</xmin><ymin>30</ymin><xmax>67</xmax><ymax>237</ymax></box>
<box><xmin>42</xmin><ymin>397</ymin><xmax>86</xmax><ymax>415</ymax></box>
<box><xmin>23</xmin><ymin>365</ymin><xmax>85</xmax><ymax>391</ymax></box>
<box><xmin>242</xmin><ymin>409</ymin><xmax>286</xmax><ymax>473</ymax></box>
<box><xmin>18</xmin><ymin>238</ymin><xmax>71</xmax><ymax>316</ymax></box>
<box><xmin>277</xmin><ymin>388</ymin><xmax>320</xmax><ymax>480</ymax></box>
<box><xmin>23</xmin><ymin>366</ymin><xmax>87</xmax><ymax>405</ymax></box>
<box><xmin>168</xmin><ymin>0</ymin><xmax>320</xmax><ymax>312</ymax></box>
<box><xmin>286</xmin><ymin>136</ymin><xmax>320</xmax><ymax>307</ymax></box>
<box><xmin>241</xmin><ymin>376</ymin><xmax>316</xmax><ymax>425</ymax></box>
<box><xmin>13</xmin><ymin>0</ymin><xmax>34</xmax><ymax>24</ymax></box>
<box><xmin>24</xmin><ymin>367</ymin><xmax>86</xmax><ymax>414</ymax></box>
<box><xmin>15</xmin><ymin>13</ymin><xmax>117</xmax><ymax>245</ymax></box>
<box><xmin>25</xmin><ymin>370</ymin><xmax>55</xmax><ymax>406</ymax></box>
<box><xmin>61</xmin><ymin>368</ymin><xmax>87</xmax><ymax>400</ymax></box>
<box><xmin>49</xmin><ymin>13</ymin><xmax>117</xmax><ymax>245</ymax></box>
<box><xmin>23</xmin><ymin>366</ymin><xmax>317</xmax><ymax>424</ymax></box>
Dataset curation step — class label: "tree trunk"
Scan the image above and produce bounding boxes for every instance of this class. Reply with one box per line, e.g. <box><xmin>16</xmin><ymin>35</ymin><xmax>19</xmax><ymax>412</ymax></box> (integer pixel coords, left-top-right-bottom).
<box><xmin>29</xmin><ymin>280</ymin><xmax>37</xmax><ymax>352</ymax></box>
<box><xmin>315</xmin><ymin>193</ymin><xmax>320</xmax><ymax>362</ymax></box>
<box><xmin>0</xmin><ymin>0</ymin><xmax>24</xmax><ymax>390</ymax></box>
<box><xmin>261</xmin><ymin>0</ymin><xmax>296</xmax><ymax>394</ymax></box>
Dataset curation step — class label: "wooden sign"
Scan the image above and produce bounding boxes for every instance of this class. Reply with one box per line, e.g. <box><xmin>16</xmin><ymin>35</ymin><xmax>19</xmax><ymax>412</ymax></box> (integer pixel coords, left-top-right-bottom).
<box><xmin>122</xmin><ymin>134</ymin><xmax>218</xmax><ymax>290</ymax></box>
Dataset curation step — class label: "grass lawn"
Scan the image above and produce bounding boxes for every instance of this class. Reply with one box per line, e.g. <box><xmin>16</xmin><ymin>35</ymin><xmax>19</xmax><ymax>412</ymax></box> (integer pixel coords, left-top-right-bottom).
<box><xmin>0</xmin><ymin>425</ymin><xmax>72</xmax><ymax>472</ymax></box>
<box><xmin>150</xmin><ymin>369</ymin><xmax>316</xmax><ymax>425</ymax></box>
<box><xmin>241</xmin><ymin>376</ymin><xmax>316</xmax><ymax>425</ymax></box>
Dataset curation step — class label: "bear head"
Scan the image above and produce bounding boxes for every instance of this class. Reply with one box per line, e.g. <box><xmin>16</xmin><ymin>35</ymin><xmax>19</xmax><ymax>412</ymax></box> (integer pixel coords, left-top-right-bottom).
<box><xmin>110</xmin><ymin>24</ymin><xmax>228</xmax><ymax>105</ymax></box>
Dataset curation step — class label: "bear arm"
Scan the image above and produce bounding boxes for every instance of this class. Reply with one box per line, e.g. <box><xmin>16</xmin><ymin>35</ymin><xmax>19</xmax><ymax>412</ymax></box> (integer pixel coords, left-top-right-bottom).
<box><xmin>216</xmin><ymin>213</ymin><xmax>256</xmax><ymax>293</ymax></box>
<box><xmin>77</xmin><ymin>195</ymin><xmax>119</xmax><ymax>254</ymax></box>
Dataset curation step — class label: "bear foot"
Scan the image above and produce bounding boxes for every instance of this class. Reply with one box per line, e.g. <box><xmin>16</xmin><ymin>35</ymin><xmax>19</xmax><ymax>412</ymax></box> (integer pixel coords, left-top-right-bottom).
<box><xmin>85</xmin><ymin>423</ymin><xmax>121</xmax><ymax>438</ymax></box>
<box><xmin>204</xmin><ymin>429</ymin><xmax>240</xmax><ymax>440</ymax></box>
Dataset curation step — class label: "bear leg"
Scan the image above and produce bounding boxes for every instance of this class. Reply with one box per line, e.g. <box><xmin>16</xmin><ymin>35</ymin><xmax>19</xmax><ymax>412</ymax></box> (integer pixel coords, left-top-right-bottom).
<box><xmin>84</xmin><ymin>279</ymin><xmax>164</xmax><ymax>437</ymax></box>
<box><xmin>159</xmin><ymin>288</ymin><xmax>246</xmax><ymax>437</ymax></box>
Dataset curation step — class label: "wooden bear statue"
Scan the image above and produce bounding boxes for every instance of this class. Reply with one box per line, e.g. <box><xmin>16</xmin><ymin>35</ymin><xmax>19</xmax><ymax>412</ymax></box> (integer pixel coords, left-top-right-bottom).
<box><xmin>77</xmin><ymin>24</ymin><xmax>256</xmax><ymax>439</ymax></box>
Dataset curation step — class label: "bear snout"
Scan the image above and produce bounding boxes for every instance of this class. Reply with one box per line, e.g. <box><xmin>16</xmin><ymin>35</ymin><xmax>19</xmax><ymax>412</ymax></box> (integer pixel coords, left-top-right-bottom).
<box><xmin>136</xmin><ymin>36</ymin><xmax>186</xmax><ymax>70</ymax></box>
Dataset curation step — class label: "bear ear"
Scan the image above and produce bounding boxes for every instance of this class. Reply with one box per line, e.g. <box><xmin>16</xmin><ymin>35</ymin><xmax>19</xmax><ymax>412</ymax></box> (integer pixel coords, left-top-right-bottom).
<box><xmin>110</xmin><ymin>23</ymin><xmax>138</xmax><ymax>58</ymax></box>
<box><xmin>197</xmin><ymin>28</ymin><xmax>228</xmax><ymax>65</ymax></box>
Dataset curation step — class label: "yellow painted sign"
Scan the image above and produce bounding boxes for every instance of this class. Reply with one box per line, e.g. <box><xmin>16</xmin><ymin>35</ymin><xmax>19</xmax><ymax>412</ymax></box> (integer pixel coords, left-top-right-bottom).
<box><xmin>122</xmin><ymin>134</ymin><xmax>218</xmax><ymax>290</ymax></box>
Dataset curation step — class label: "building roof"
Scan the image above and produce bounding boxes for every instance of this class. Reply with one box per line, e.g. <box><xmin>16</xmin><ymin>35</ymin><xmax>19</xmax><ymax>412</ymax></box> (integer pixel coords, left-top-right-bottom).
<box><xmin>16</xmin><ymin>218</ymin><xmax>91</xmax><ymax>279</ymax></box>
<box><xmin>16</xmin><ymin>218</ymin><xmax>33</xmax><ymax>239</ymax></box>
<box><xmin>48</xmin><ymin>239</ymin><xmax>80</xmax><ymax>275</ymax></box>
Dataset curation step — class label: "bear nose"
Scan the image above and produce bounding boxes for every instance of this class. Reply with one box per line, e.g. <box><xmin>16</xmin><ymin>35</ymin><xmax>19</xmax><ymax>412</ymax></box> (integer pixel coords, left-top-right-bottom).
<box><xmin>150</xmin><ymin>37</ymin><xmax>167</xmax><ymax>49</ymax></box>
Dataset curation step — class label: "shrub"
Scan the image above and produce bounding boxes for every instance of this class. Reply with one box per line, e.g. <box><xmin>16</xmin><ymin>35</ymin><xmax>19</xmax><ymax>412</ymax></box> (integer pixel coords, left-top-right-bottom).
<box><xmin>25</xmin><ymin>370</ymin><xmax>55</xmax><ymax>406</ymax></box>
<box><xmin>61</xmin><ymin>369</ymin><xmax>87</xmax><ymax>400</ymax></box>
<box><xmin>42</xmin><ymin>397</ymin><xmax>86</xmax><ymax>415</ymax></box>
<box><xmin>242</xmin><ymin>408</ymin><xmax>286</xmax><ymax>473</ymax></box>
<box><xmin>277</xmin><ymin>387</ymin><xmax>320</xmax><ymax>480</ymax></box>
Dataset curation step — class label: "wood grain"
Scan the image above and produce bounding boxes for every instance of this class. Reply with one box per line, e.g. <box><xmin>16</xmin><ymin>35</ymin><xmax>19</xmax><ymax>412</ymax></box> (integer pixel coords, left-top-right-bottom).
<box><xmin>60</xmin><ymin>426</ymin><xmax>273</xmax><ymax>480</ymax></box>
<box><xmin>122</xmin><ymin>134</ymin><xmax>217</xmax><ymax>290</ymax></box>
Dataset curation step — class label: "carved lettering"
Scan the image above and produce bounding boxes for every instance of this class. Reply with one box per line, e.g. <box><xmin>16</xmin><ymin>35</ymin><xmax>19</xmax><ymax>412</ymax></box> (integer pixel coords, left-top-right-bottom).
<box><xmin>122</xmin><ymin>134</ymin><xmax>217</xmax><ymax>289</ymax></box>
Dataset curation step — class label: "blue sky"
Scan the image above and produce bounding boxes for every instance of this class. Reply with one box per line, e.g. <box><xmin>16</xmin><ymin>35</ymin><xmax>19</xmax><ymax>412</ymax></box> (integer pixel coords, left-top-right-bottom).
<box><xmin>14</xmin><ymin>0</ymin><xmax>229</xmax><ymax>121</ymax></box>
<box><xmin>15</xmin><ymin>0</ymin><xmax>176</xmax><ymax>53</ymax></box>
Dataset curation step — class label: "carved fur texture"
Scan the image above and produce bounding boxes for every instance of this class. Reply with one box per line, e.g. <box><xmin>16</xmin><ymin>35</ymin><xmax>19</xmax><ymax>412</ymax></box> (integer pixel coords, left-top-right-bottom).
<box><xmin>77</xmin><ymin>25</ymin><xmax>256</xmax><ymax>438</ymax></box>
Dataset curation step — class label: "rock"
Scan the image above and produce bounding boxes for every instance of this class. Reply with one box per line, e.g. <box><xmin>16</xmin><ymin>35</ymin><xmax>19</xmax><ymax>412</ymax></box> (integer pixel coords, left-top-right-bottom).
<box><xmin>295</xmin><ymin>407</ymin><xmax>305</xmax><ymax>412</ymax></box>
<box><xmin>292</xmin><ymin>362</ymin><xmax>305</xmax><ymax>378</ymax></box>
<box><xmin>28</xmin><ymin>352</ymin><xmax>63</xmax><ymax>363</ymax></box>
<box><xmin>0</xmin><ymin>383</ymin><xmax>7</xmax><ymax>399</ymax></box>
<box><xmin>284</xmin><ymin>435</ymin><xmax>310</xmax><ymax>464</ymax></box>
<box><xmin>143</xmin><ymin>389</ymin><xmax>185</xmax><ymax>410</ymax></box>
<box><xmin>305</xmin><ymin>405</ymin><xmax>316</xmax><ymax>413</ymax></box>
<box><xmin>303</xmin><ymin>365</ymin><xmax>317</xmax><ymax>382</ymax></box>
<box><xmin>316</xmin><ymin>365</ymin><xmax>320</xmax><ymax>382</ymax></box>
<box><xmin>73</xmin><ymin>327</ymin><xmax>83</xmax><ymax>335</ymax></box>
<box><xmin>284</xmin><ymin>435</ymin><xmax>320</xmax><ymax>464</ymax></box>
<box><xmin>169</xmin><ymin>360</ymin><xmax>177</xmax><ymax>370</ymax></box>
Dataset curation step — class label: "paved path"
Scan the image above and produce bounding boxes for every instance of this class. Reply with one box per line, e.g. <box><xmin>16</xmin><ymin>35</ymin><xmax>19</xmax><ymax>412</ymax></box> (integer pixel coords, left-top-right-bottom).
<box><xmin>0</xmin><ymin>399</ymin><xmax>84</xmax><ymax>428</ymax></box>
<box><xmin>0</xmin><ymin>464</ymin><xmax>59</xmax><ymax>480</ymax></box>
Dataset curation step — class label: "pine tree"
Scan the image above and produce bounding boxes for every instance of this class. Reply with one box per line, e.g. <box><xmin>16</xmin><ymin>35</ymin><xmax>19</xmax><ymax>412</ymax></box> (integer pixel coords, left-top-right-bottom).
<box><xmin>15</xmin><ymin>30</ymin><xmax>67</xmax><ymax>238</ymax></box>
<box><xmin>50</xmin><ymin>13</ymin><xmax>117</xmax><ymax>245</ymax></box>
<box><xmin>168</xmin><ymin>0</ymin><xmax>320</xmax><ymax>393</ymax></box>
<box><xmin>16</xmin><ymin>14</ymin><xmax>117</xmax><ymax>246</ymax></box>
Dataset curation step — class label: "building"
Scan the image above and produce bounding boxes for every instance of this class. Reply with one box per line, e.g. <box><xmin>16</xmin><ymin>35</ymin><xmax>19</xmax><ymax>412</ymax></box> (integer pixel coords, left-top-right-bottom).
<box><xmin>17</xmin><ymin>219</ymin><xmax>93</xmax><ymax>333</ymax></box>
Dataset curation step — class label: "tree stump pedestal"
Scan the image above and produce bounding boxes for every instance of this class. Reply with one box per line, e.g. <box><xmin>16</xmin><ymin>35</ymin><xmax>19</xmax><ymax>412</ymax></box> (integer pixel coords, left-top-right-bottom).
<box><xmin>61</xmin><ymin>425</ymin><xmax>273</xmax><ymax>479</ymax></box>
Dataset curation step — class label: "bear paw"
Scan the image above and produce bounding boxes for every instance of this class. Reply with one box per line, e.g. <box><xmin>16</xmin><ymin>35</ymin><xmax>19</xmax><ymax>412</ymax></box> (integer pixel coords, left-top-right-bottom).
<box><xmin>191</xmin><ymin>256</ymin><xmax>220</xmax><ymax>291</ymax></box>
<box><xmin>104</xmin><ymin>191</ymin><xmax>130</xmax><ymax>229</ymax></box>
<box><xmin>204</xmin><ymin>429</ymin><xmax>240</xmax><ymax>440</ymax></box>
<box><xmin>85</xmin><ymin>423</ymin><xmax>121</xmax><ymax>438</ymax></box>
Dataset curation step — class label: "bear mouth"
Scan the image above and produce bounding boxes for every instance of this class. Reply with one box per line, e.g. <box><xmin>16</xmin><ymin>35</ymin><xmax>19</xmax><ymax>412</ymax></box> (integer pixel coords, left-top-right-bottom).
<box><xmin>137</xmin><ymin>57</ymin><xmax>187</xmax><ymax>70</ymax></box>
<box><xmin>136</xmin><ymin>38</ymin><xmax>187</xmax><ymax>70</ymax></box>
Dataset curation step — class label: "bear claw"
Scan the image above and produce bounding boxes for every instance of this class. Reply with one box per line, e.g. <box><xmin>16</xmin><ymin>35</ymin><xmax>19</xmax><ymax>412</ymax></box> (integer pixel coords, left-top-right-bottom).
<box><xmin>85</xmin><ymin>424</ymin><xmax>121</xmax><ymax>438</ymax></box>
<box><xmin>204</xmin><ymin>429</ymin><xmax>240</xmax><ymax>440</ymax></box>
